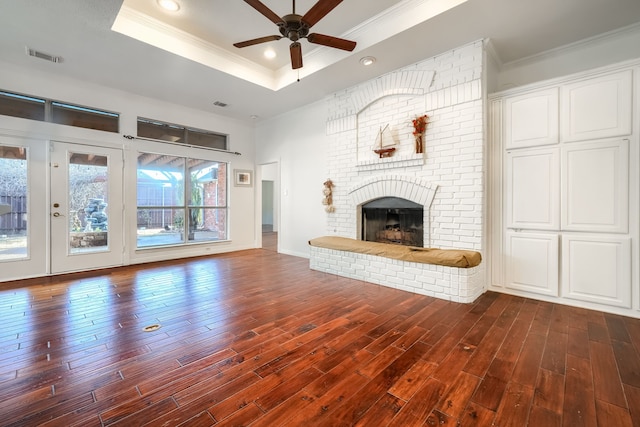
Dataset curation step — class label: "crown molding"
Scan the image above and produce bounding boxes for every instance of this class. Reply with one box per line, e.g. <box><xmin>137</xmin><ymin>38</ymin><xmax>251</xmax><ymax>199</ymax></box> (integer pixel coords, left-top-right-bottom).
<box><xmin>112</xmin><ymin>0</ymin><xmax>469</xmax><ymax>91</ymax></box>
<box><xmin>484</xmin><ymin>38</ymin><xmax>502</xmax><ymax>67</ymax></box>
<box><xmin>112</xmin><ymin>5</ymin><xmax>278</xmax><ymax>90</ymax></box>
<box><xmin>501</xmin><ymin>21</ymin><xmax>640</xmax><ymax>70</ymax></box>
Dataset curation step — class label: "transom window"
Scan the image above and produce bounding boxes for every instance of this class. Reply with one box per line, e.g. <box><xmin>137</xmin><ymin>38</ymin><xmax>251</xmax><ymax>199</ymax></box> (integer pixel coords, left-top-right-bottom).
<box><xmin>0</xmin><ymin>90</ymin><xmax>119</xmax><ymax>133</ymax></box>
<box><xmin>137</xmin><ymin>118</ymin><xmax>228</xmax><ymax>150</ymax></box>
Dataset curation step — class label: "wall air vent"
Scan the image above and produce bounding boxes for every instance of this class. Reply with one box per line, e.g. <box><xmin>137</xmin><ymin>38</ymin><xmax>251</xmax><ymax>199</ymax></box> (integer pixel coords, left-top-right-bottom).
<box><xmin>26</xmin><ymin>47</ymin><xmax>63</xmax><ymax>63</ymax></box>
<box><xmin>213</xmin><ymin>101</ymin><xmax>228</xmax><ymax>107</ymax></box>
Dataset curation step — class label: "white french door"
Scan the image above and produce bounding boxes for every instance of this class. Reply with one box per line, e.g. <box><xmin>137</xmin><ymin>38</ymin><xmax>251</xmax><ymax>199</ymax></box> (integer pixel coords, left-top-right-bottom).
<box><xmin>50</xmin><ymin>141</ymin><xmax>124</xmax><ymax>274</ymax></box>
<box><xmin>0</xmin><ymin>136</ymin><xmax>47</xmax><ymax>281</ymax></box>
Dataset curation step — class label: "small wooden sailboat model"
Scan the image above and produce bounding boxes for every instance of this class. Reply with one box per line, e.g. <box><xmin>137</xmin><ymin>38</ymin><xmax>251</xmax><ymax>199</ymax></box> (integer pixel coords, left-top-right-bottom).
<box><xmin>373</xmin><ymin>124</ymin><xmax>396</xmax><ymax>158</ymax></box>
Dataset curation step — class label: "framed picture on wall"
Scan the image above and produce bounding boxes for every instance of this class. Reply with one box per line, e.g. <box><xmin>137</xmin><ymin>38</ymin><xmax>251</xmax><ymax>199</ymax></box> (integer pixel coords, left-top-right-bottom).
<box><xmin>234</xmin><ymin>169</ymin><xmax>253</xmax><ymax>187</ymax></box>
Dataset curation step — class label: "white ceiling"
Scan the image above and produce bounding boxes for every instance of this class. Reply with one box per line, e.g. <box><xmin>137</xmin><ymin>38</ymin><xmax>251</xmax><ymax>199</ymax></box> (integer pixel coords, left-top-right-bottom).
<box><xmin>1</xmin><ymin>0</ymin><xmax>639</xmax><ymax>122</ymax></box>
<box><xmin>112</xmin><ymin>0</ymin><xmax>469</xmax><ymax>91</ymax></box>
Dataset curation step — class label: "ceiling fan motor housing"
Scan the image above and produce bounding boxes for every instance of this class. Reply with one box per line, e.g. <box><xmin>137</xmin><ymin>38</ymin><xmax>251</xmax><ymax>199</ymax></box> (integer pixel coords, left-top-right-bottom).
<box><xmin>279</xmin><ymin>14</ymin><xmax>309</xmax><ymax>41</ymax></box>
<box><xmin>235</xmin><ymin>0</ymin><xmax>356</xmax><ymax>70</ymax></box>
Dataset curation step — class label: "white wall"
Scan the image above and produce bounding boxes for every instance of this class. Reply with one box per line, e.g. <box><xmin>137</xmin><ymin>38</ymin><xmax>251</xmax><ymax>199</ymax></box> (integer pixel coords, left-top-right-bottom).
<box><xmin>0</xmin><ymin>59</ymin><xmax>257</xmax><ymax>270</ymax></box>
<box><xmin>3</xmin><ymin>20</ymin><xmax>638</xmax><ymax>275</ymax></box>
<box><xmin>254</xmin><ymin>26</ymin><xmax>640</xmax><ymax>262</ymax></box>
<box><xmin>495</xmin><ymin>23</ymin><xmax>640</xmax><ymax>92</ymax></box>
<box><xmin>255</xmin><ymin>100</ymin><xmax>328</xmax><ymax>258</ymax></box>
<box><xmin>256</xmin><ymin>41</ymin><xmax>485</xmax><ymax>260</ymax></box>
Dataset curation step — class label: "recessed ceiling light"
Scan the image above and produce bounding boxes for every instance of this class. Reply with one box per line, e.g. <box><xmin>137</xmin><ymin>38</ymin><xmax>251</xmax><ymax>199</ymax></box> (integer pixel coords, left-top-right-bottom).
<box><xmin>264</xmin><ymin>49</ymin><xmax>276</xmax><ymax>59</ymax></box>
<box><xmin>157</xmin><ymin>0</ymin><xmax>180</xmax><ymax>12</ymax></box>
<box><xmin>360</xmin><ymin>56</ymin><xmax>376</xmax><ymax>66</ymax></box>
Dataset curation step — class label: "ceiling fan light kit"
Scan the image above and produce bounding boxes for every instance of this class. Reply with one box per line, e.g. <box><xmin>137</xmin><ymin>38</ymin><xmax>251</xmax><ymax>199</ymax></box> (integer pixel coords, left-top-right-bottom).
<box><xmin>234</xmin><ymin>0</ymin><xmax>357</xmax><ymax>70</ymax></box>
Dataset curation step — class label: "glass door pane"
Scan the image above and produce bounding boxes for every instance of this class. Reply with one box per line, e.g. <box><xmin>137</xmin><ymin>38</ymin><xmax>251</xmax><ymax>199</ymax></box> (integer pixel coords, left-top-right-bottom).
<box><xmin>0</xmin><ymin>137</ymin><xmax>47</xmax><ymax>282</ymax></box>
<box><xmin>0</xmin><ymin>145</ymin><xmax>28</xmax><ymax>260</ymax></box>
<box><xmin>68</xmin><ymin>153</ymin><xmax>109</xmax><ymax>253</ymax></box>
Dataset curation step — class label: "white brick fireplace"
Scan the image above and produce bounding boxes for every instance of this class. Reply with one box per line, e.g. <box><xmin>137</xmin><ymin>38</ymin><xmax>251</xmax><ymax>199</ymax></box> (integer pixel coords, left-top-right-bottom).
<box><xmin>310</xmin><ymin>40</ymin><xmax>487</xmax><ymax>303</ymax></box>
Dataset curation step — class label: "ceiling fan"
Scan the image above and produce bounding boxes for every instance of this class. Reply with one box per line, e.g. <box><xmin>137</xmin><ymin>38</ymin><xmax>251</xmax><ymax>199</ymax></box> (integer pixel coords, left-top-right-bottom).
<box><xmin>234</xmin><ymin>0</ymin><xmax>357</xmax><ymax>69</ymax></box>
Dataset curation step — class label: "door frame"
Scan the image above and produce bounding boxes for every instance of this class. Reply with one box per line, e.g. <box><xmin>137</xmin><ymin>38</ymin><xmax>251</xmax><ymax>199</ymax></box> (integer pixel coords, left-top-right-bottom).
<box><xmin>49</xmin><ymin>140</ymin><xmax>124</xmax><ymax>274</ymax></box>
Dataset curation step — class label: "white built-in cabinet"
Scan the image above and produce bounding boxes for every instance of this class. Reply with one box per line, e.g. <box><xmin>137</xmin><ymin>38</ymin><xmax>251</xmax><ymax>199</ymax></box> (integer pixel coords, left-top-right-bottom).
<box><xmin>505</xmin><ymin>146</ymin><xmax>560</xmax><ymax>230</ymax></box>
<box><xmin>561</xmin><ymin>139</ymin><xmax>629</xmax><ymax>233</ymax></box>
<box><xmin>505</xmin><ymin>231</ymin><xmax>559</xmax><ymax>296</ymax></box>
<box><xmin>561</xmin><ymin>71</ymin><xmax>632</xmax><ymax>142</ymax></box>
<box><xmin>504</xmin><ymin>87</ymin><xmax>559</xmax><ymax>149</ymax></box>
<box><xmin>491</xmin><ymin>64</ymin><xmax>638</xmax><ymax>316</ymax></box>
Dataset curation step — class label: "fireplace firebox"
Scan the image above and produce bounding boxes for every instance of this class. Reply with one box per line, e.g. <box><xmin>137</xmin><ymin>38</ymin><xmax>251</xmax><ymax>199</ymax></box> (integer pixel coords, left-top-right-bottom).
<box><xmin>361</xmin><ymin>197</ymin><xmax>423</xmax><ymax>247</ymax></box>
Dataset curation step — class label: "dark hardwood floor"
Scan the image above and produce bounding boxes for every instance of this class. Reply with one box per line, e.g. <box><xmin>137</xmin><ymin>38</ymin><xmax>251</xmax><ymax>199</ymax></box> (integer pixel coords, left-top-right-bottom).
<box><xmin>1</xmin><ymin>249</ymin><xmax>640</xmax><ymax>426</ymax></box>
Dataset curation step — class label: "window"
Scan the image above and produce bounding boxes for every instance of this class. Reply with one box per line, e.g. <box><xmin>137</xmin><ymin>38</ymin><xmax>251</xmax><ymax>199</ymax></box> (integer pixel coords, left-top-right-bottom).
<box><xmin>0</xmin><ymin>89</ymin><xmax>119</xmax><ymax>133</ymax></box>
<box><xmin>0</xmin><ymin>91</ymin><xmax>45</xmax><ymax>121</ymax></box>
<box><xmin>137</xmin><ymin>118</ymin><xmax>228</xmax><ymax>150</ymax></box>
<box><xmin>136</xmin><ymin>152</ymin><xmax>227</xmax><ymax>248</ymax></box>
<box><xmin>51</xmin><ymin>102</ymin><xmax>119</xmax><ymax>132</ymax></box>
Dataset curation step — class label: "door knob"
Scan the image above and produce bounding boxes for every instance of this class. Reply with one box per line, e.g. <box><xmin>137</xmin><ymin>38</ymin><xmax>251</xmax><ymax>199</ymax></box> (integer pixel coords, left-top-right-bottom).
<box><xmin>53</xmin><ymin>212</ymin><xmax>63</xmax><ymax>217</ymax></box>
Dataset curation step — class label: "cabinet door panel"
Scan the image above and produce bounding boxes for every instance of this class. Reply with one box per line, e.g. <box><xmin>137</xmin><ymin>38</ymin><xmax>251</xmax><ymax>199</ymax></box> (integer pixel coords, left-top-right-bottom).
<box><xmin>562</xmin><ymin>139</ymin><xmax>629</xmax><ymax>233</ymax></box>
<box><xmin>505</xmin><ymin>88</ymin><xmax>559</xmax><ymax>149</ymax></box>
<box><xmin>561</xmin><ymin>234</ymin><xmax>631</xmax><ymax>308</ymax></box>
<box><xmin>561</xmin><ymin>70</ymin><xmax>632</xmax><ymax>142</ymax></box>
<box><xmin>506</xmin><ymin>147</ymin><xmax>560</xmax><ymax>230</ymax></box>
<box><xmin>505</xmin><ymin>231</ymin><xmax>559</xmax><ymax>296</ymax></box>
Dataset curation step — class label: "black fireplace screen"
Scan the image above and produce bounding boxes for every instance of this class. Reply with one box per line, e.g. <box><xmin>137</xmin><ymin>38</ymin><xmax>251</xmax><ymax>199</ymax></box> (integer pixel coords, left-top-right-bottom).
<box><xmin>361</xmin><ymin>197</ymin><xmax>423</xmax><ymax>247</ymax></box>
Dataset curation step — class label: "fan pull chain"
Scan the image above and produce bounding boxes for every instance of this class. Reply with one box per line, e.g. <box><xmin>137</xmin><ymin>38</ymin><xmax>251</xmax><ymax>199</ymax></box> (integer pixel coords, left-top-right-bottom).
<box><xmin>297</xmin><ymin>69</ymin><xmax>300</xmax><ymax>82</ymax></box>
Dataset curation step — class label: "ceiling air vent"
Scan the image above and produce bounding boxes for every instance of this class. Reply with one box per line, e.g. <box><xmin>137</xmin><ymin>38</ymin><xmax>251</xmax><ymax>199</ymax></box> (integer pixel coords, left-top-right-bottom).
<box><xmin>213</xmin><ymin>101</ymin><xmax>228</xmax><ymax>107</ymax></box>
<box><xmin>26</xmin><ymin>47</ymin><xmax>63</xmax><ymax>63</ymax></box>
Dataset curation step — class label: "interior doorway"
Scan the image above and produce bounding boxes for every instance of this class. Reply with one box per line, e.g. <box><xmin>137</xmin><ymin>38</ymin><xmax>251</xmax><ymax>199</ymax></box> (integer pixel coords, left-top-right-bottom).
<box><xmin>262</xmin><ymin>180</ymin><xmax>274</xmax><ymax>233</ymax></box>
<box><xmin>260</xmin><ymin>162</ymin><xmax>278</xmax><ymax>252</ymax></box>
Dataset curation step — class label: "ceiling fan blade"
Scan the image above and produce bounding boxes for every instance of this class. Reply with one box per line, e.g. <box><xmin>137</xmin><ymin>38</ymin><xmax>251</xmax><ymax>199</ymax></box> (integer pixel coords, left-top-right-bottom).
<box><xmin>243</xmin><ymin>0</ymin><xmax>285</xmax><ymax>25</ymax></box>
<box><xmin>302</xmin><ymin>0</ymin><xmax>343</xmax><ymax>27</ymax></box>
<box><xmin>233</xmin><ymin>35</ymin><xmax>282</xmax><ymax>48</ymax></box>
<box><xmin>290</xmin><ymin>42</ymin><xmax>303</xmax><ymax>69</ymax></box>
<box><xmin>307</xmin><ymin>33</ymin><xmax>356</xmax><ymax>51</ymax></box>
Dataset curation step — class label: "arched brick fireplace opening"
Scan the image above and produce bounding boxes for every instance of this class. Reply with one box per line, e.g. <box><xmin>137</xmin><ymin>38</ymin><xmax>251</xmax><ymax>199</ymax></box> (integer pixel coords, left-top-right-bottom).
<box><xmin>361</xmin><ymin>197</ymin><xmax>423</xmax><ymax>247</ymax></box>
<box><xmin>349</xmin><ymin>175</ymin><xmax>438</xmax><ymax>247</ymax></box>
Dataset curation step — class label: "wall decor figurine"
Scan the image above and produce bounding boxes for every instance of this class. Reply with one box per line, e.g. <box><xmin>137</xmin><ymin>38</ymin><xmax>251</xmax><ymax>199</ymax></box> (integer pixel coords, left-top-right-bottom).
<box><xmin>412</xmin><ymin>114</ymin><xmax>428</xmax><ymax>154</ymax></box>
<box><xmin>373</xmin><ymin>124</ymin><xmax>396</xmax><ymax>158</ymax></box>
<box><xmin>322</xmin><ymin>179</ymin><xmax>335</xmax><ymax>213</ymax></box>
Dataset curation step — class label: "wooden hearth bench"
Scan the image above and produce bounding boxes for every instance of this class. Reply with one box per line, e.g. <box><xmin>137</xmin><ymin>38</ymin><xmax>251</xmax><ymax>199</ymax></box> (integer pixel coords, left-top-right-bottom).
<box><xmin>308</xmin><ymin>236</ymin><xmax>481</xmax><ymax>268</ymax></box>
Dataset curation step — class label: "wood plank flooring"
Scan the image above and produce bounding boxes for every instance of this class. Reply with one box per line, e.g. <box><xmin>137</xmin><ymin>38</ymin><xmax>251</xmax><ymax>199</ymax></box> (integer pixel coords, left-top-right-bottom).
<box><xmin>261</xmin><ymin>232</ymin><xmax>277</xmax><ymax>252</ymax></box>
<box><xmin>1</xmin><ymin>249</ymin><xmax>640</xmax><ymax>426</ymax></box>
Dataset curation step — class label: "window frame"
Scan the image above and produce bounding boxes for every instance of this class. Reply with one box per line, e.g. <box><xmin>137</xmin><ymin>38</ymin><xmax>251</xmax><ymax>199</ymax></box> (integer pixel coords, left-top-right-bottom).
<box><xmin>135</xmin><ymin>151</ymin><xmax>228</xmax><ymax>249</ymax></box>
<box><xmin>137</xmin><ymin>117</ymin><xmax>228</xmax><ymax>151</ymax></box>
<box><xmin>0</xmin><ymin>89</ymin><xmax>119</xmax><ymax>133</ymax></box>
